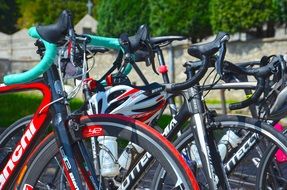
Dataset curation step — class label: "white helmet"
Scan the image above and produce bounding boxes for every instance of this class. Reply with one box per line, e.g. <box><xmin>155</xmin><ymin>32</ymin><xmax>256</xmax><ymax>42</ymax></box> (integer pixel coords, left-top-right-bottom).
<box><xmin>87</xmin><ymin>84</ymin><xmax>166</xmax><ymax>125</ymax></box>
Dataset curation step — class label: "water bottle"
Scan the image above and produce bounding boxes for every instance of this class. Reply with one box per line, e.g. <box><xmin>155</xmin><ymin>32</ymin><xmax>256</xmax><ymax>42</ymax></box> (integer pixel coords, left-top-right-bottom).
<box><xmin>217</xmin><ymin>130</ymin><xmax>242</xmax><ymax>160</ymax></box>
<box><xmin>189</xmin><ymin>130</ymin><xmax>241</xmax><ymax>167</ymax></box>
<box><xmin>98</xmin><ymin>136</ymin><xmax>119</xmax><ymax>177</ymax></box>
<box><xmin>118</xmin><ymin>142</ymin><xmax>144</xmax><ymax>170</ymax></box>
<box><xmin>190</xmin><ymin>143</ymin><xmax>202</xmax><ymax>168</ymax></box>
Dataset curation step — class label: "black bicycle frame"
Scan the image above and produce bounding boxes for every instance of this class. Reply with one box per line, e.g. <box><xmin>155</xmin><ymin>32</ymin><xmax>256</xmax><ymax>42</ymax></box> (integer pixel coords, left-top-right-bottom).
<box><xmin>117</xmin><ymin>57</ymin><xmax>231</xmax><ymax>189</ymax></box>
<box><xmin>117</xmin><ymin>49</ymin><xmax>266</xmax><ymax>189</ymax></box>
<box><xmin>42</xmin><ymin>65</ymin><xmax>99</xmax><ymax>190</ymax></box>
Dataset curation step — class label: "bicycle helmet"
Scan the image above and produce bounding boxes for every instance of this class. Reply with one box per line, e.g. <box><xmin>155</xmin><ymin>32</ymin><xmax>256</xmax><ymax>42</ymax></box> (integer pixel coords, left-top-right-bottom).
<box><xmin>87</xmin><ymin>85</ymin><xmax>166</xmax><ymax>125</ymax></box>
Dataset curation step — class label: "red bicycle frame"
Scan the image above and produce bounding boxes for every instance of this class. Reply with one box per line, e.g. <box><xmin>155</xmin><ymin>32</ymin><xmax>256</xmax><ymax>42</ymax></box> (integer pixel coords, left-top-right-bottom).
<box><xmin>0</xmin><ymin>79</ymin><xmax>52</xmax><ymax>189</ymax></box>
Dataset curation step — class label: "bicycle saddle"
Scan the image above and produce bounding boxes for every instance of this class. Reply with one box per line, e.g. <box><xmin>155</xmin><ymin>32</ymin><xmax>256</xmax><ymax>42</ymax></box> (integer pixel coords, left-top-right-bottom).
<box><xmin>151</xmin><ymin>36</ymin><xmax>186</xmax><ymax>46</ymax></box>
<box><xmin>36</xmin><ymin>10</ymin><xmax>71</xmax><ymax>43</ymax></box>
<box><xmin>188</xmin><ymin>32</ymin><xmax>229</xmax><ymax>59</ymax></box>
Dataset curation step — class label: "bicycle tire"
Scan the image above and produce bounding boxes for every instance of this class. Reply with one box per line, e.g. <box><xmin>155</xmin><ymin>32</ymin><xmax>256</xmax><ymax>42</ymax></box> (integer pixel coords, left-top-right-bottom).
<box><xmin>16</xmin><ymin>114</ymin><xmax>199</xmax><ymax>190</ymax></box>
<box><xmin>151</xmin><ymin>115</ymin><xmax>287</xmax><ymax>189</ymax></box>
<box><xmin>256</xmin><ymin>130</ymin><xmax>287</xmax><ymax>190</ymax></box>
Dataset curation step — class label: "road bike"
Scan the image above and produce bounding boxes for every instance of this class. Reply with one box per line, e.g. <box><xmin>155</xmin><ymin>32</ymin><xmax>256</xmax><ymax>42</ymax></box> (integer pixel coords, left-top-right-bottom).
<box><xmin>218</xmin><ymin>56</ymin><xmax>287</xmax><ymax>189</ymax></box>
<box><xmin>125</xmin><ymin>34</ymin><xmax>287</xmax><ymax>189</ymax></box>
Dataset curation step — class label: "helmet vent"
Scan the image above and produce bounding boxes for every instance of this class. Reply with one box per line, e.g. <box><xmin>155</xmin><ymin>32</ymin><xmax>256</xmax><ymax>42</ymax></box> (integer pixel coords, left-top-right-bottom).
<box><xmin>133</xmin><ymin>100</ymin><xmax>164</xmax><ymax>112</ymax></box>
<box><xmin>136</xmin><ymin>93</ymin><xmax>160</xmax><ymax>104</ymax></box>
<box><xmin>108</xmin><ymin>90</ymin><xmax>126</xmax><ymax>102</ymax></box>
<box><xmin>98</xmin><ymin>99</ymin><xmax>103</xmax><ymax>114</ymax></box>
<box><xmin>106</xmin><ymin>96</ymin><xmax>129</xmax><ymax>113</ymax></box>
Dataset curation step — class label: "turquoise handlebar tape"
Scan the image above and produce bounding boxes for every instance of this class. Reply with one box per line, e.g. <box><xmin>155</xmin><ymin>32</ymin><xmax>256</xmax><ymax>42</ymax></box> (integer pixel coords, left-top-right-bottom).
<box><xmin>87</xmin><ymin>35</ymin><xmax>121</xmax><ymax>50</ymax></box>
<box><xmin>3</xmin><ymin>27</ymin><xmax>57</xmax><ymax>85</ymax></box>
<box><xmin>123</xmin><ymin>63</ymin><xmax>132</xmax><ymax>75</ymax></box>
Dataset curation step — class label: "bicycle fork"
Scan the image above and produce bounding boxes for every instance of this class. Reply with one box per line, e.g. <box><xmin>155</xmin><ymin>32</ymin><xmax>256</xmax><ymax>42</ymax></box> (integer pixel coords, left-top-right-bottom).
<box><xmin>187</xmin><ymin>86</ymin><xmax>230</xmax><ymax>190</ymax></box>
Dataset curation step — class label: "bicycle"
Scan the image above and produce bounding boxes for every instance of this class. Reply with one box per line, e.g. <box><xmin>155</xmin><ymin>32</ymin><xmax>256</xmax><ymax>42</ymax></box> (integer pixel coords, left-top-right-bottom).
<box><xmin>128</xmin><ymin>34</ymin><xmax>287</xmax><ymax>189</ymax></box>
<box><xmin>0</xmin><ymin>10</ymin><xmax>198</xmax><ymax>190</ymax></box>
<box><xmin>120</xmin><ymin>31</ymin><xmax>287</xmax><ymax>188</ymax></box>
<box><xmin>218</xmin><ymin>56</ymin><xmax>287</xmax><ymax>189</ymax></box>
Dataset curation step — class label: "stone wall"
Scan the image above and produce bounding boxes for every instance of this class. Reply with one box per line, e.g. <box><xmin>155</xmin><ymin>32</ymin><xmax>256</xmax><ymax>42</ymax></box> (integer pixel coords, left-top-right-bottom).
<box><xmin>0</xmin><ymin>30</ymin><xmax>287</xmax><ymax>105</ymax></box>
<box><xmin>0</xmin><ymin>14</ymin><xmax>98</xmax><ymax>76</ymax></box>
<box><xmin>92</xmin><ymin>36</ymin><xmax>287</xmax><ymax>86</ymax></box>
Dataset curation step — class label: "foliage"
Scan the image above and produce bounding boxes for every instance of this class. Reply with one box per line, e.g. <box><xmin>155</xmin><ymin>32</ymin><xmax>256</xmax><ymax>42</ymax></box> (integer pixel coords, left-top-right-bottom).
<box><xmin>97</xmin><ymin>0</ymin><xmax>212</xmax><ymax>41</ymax></box>
<box><xmin>16</xmin><ymin>0</ymin><xmax>97</xmax><ymax>28</ymax></box>
<box><xmin>0</xmin><ymin>0</ymin><xmax>19</xmax><ymax>34</ymax></box>
<box><xmin>273</xmin><ymin>0</ymin><xmax>287</xmax><ymax>24</ymax></box>
<box><xmin>96</xmin><ymin>0</ymin><xmax>150</xmax><ymax>36</ymax></box>
<box><xmin>0</xmin><ymin>93</ymin><xmax>83</xmax><ymax>127</ymax></box>
<box><xmin>148</xmin><ymin>0</ymin><xmax>212</xmax><ymax>42</ymax></box>
<box><xmin>1</xmin><ymin>1</ymin><xmax>287</xmax><ymax>40</ymax></box>
<box><xmin>210</xmin><ymin>0</ymin><xmax>274</xmax><ymax>34</ymax></box>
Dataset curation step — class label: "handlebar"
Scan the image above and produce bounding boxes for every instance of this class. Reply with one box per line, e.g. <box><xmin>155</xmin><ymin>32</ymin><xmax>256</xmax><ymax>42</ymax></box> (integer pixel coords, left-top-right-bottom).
<box><xmin>3</xmin><ymin>27</ymin><xmax>57</xmax><ymax>85</ymax></box>
<box><xmin>229</xmin><ymin>77</ymin><xmax>265</xmax><ymax>110</ymax></box>
<box><xmin>224</xmin><ymin>56</ymin><xmax>283</xmax><ymax>110</ymax></box>
<box><xmin>2</xmin><ymin>30</ymin><xmax>127</xmax><ymax>86</ymax></box>
<box><xmin>87</xmin><ymin>35</ymin><xmax>121</xmax><ymax>50</ymax></box>
<box><xmin>164</xmin><ymin>55</ymin><xmax>210</xmax><ymax>92</ymax></box>
<box><xmin>164</xmin><ymin>32</ymin><xmax>229</xmax><ymax>92</ymax></box>
<box><xmin>2</xmin><ymin>9</ymin><xmax>137</xmax><ymax>86</ymax></box>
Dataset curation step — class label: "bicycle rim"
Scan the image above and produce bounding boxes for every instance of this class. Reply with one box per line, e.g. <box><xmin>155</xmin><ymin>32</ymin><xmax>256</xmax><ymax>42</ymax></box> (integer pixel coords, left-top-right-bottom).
<box><xmin>256</xmin><ymin>130</ymin><xmax>287</xmax><ymax>190</ymax></box>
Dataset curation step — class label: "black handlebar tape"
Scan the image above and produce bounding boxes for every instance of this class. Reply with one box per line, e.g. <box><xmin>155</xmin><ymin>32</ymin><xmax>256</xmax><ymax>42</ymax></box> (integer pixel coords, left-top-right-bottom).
<box><xmin>229</xmin><ymin>78</ymin><xmax>265</xmax><ymax>110</ymax></box>
<box><xmin>226</xmin><ymin>59</ymin><xmax>275</xmax><ymax>77</ymax></box>
<box><xmin>165</xmin><ymin>56</ymin><xmax>209</xmax><ymax>92</ymax></box>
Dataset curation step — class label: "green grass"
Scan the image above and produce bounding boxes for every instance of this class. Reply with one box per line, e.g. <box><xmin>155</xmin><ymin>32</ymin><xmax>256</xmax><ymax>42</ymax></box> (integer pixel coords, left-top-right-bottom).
<box><xmin>0</xmin><ymin>91</ymin><xmax>235</xmax><ymax>130</ymax></box>
<box><xmin>157</xmin><ymin>114</ymin><xmax>172</xmax><ymax>129</ymax></box>
<box><xmin>205</xmin><ymin>99</ymin><xmax>238</xmax><ymax>105</ymax></box>
<box><xmin>0</xmin><ymin>93</ymin><xmax>83</xmax><ymax>127</ymax></box>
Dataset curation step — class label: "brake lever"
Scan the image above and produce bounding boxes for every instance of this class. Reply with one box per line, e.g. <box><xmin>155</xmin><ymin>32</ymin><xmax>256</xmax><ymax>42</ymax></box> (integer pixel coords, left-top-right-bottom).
<box><xmin>215</xmin><ymin>44</ymin><xmax>226</xmax><ymax>77</ymax></box>
<box><xmin>143</xmin><ymin>40</ymin><xmax>158</xmax><ymax>75</ymax></box>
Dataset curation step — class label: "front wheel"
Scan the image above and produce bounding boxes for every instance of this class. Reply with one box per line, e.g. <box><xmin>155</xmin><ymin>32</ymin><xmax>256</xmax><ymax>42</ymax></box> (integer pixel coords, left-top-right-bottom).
<box><xmin>151</xmin><ymin>115</ymin><xmax>287</xmax><ymax>189</ymax></box>
<box><xmin>256</xmin><ymin>130</ymin><xmax>287</xmax><ymax>189</ymax></box>
<box><xmin>0</xmin><ymin>115</ymin><xmax>32</xmax><ymax>166</ymax></box>
<box><xmin>16</xmin><ymin>114</ymin><xmax>199</xmax><ymax>190</ymax></box>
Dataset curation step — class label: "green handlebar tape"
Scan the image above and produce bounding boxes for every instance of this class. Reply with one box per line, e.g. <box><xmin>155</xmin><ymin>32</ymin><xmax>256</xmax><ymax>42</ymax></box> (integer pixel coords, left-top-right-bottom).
<box><xmin>87</xmin><ymin>35</ymin><xmax>121</xmax><ymax>50</ymax></box>
<box><xmin>4</xmin><ymin>27</ymin><xmax>57</xmax><ymax>85</ymax></box>
<box><xmin>123</xmin><ymin>63</ymin><xmax>132</xmax><ymax>75</ymax></box>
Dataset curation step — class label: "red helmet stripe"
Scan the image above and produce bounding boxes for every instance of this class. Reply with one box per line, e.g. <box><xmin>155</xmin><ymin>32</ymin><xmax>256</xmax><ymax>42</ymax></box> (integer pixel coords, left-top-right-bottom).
<box><xmin>116</xmin><ymin>88</ymin><xmax>139</xmax><ymax>101</ymax></box>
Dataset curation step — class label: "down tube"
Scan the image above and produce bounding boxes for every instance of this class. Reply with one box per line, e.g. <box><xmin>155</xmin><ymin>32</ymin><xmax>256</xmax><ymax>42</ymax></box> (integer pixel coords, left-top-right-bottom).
<box><xmin>0</xmin><ymin>80</ymin><xmax>52</xmax><ymax>190</ymax></box>
<box><xmin>119</xmin><ymin>104</ymin><xmax>191</xmax><ymax>189</ymax></box>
